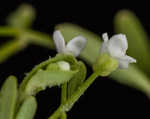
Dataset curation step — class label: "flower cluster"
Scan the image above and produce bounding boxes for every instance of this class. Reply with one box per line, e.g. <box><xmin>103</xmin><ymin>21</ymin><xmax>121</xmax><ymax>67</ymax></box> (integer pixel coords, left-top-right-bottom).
<box><xmin>53</xmin><ymin>30</ymin><xmax>136</xmax><ymax>70</ymax></box>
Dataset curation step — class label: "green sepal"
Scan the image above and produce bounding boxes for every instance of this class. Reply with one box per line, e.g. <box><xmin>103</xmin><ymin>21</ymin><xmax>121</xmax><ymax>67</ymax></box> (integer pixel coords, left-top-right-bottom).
<box><xmin>68</xmin><ymin>61</ymin><xmax>87</xmax><ymax>98</ymax></box>
<box><xmin>15</xmin><ymin>96</ymin><xmax>37</xmax><ymax>119</ymax></box>
<box><xmin>19</xmin><ymin>54</ymin><xmax>79</xmax><ymax>102</ymax></box>
<box><xmin>93</xmin><ymin>53</ymin><xmax>118</xmax><ymax>76</ymax></box>
<box><xmin>0</xmin><ymin>76</ymin><xmax>18</xmax><ymax>119</ymax></box>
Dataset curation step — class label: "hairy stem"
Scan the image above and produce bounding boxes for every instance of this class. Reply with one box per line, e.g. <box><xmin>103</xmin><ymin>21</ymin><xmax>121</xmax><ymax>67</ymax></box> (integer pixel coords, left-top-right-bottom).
<box><xmin>48</xmin><ymin>72</ymin><xmax>99</xmax><ymax>119</ymax></box>
<box><xmin>60</xmin><ymin>83</ymin><xmax>67</xmax><ymax>119</ymax></box>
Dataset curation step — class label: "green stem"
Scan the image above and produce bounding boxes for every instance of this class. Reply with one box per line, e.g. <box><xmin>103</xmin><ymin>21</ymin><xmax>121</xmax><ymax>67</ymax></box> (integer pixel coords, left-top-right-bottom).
<box><xmin>48</xmin><ymin>72</ymin><xmax>99</xmax><ymax>119</ymax></box>
<box><xmin>61</xmin><ymin>83</ymin><xmax>67</xmax><ymax>105</ymax></box>
<box><xmin>0</xmin><ymin>26</ymin><xmax>55</xmax><ymax>63</ymax></box>
<box><xmin>60</xmin><ymin>83</ymin><xmax>67</xmax><ymax>119</ymax></box>
<box><xmin>0</xmin><ymin>26</ymin><xmax>20</xmax><ymax>36</ymax></box>
<box><xmin>0</xmin><ymin>26</ymin><xmax>55</xmax><ymax>49</ymax></box>
<box><xmin>24</xmin><ymin>30</ymin><xmax>55</xmax><ymax>49</ymax></box>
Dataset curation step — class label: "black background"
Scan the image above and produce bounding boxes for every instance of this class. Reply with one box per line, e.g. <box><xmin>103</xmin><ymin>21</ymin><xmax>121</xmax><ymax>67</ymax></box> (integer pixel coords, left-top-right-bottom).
<box><xmin>0</xmin><ymin>0</ymin><xmax>150</xmax><ymax>119</ymax></box>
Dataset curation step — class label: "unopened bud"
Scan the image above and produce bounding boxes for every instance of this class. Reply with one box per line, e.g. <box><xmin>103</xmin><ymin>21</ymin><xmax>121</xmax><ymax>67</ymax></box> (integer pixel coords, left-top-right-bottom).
<box><xmin>93</xmin><ymin>53</ymin><xmax>118</xmax><ymax>76</ymax></box>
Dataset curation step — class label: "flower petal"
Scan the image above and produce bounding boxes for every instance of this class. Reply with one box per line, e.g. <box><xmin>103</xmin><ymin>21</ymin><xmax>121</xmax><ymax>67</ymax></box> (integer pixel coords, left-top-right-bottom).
<box><xmin>117</xmin><ymin>55</ymin><xmax>136</xmax><ymax>68</ymax></box>
<box><xmin>66</xmin><ymin>36</ymin><xmax>87</xmax><ymax>57</ymax></box>
<box><xmin>100</xmin><ymin>42</ymin><xmax>108</xmax><ymax>54</ymax></box>
<box><xmin>107</xmin><ymin>34</ymin><xmax>128</xmax><ymax>57</ymax></box>
<box><xmin>102</xmin><ymin>33</ymin><xmax>109</xmax><ymax>42</ymax></box>
<box><xmin>100</xmin><ymin>33</ymin><xmax>109</xmax><ymax>54</ymax></box>
<box><xmin>53</xmin><ymin>30</ymin><xmax>65</xmax><ymax>53</ymax></box>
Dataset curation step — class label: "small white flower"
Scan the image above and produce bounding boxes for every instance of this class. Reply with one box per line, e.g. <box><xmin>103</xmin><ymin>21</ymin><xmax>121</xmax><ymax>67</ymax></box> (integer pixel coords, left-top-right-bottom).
<box><xmin>100</xmin><ymin>33</ymin><xmax>136</xmax><ymax>69</ymax></box>
<box><xmin>53</xmin><ymin>30</ymin><xmax>87</xmax><ymax>57</ymax></box>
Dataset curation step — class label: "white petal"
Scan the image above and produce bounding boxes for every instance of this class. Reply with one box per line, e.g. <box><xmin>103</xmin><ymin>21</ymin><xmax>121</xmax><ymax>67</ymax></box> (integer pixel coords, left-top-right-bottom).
<box><xmin>117</xmin><ymin>55</ymin><xmax>136</xmax><ymax>68</ymax></box>
<box><xmin>100</xmin><ymin>33</ymin><xmax>109</xmax><ymax>54</ymax></box>
<box><xmin>53</xmin><ymin>30</ymin><xmax>65</xmax><ymax>53</ymax></box>
<box><xmin>117</xmin><ymin>60</ymin><xmax>129</xmax><ymax>69</ymax></box>
<box><xmin>102</xmin><ymin>33</ymin><xmax>109</xmax><ymax>42</ymax></box>
<box><xmin>66</xmin><ymin>36</ymin><xmax>87</xmax><ymax>57</ymax></box>
<box><xmin>100</xmin><ymin>42</ymin><xmax>108</xmax><ymax>54</ymax></box>
<box><xmin>107</xmin><ymin>34</ymin><xmax>128</xmax><ymax>57</ymax></box>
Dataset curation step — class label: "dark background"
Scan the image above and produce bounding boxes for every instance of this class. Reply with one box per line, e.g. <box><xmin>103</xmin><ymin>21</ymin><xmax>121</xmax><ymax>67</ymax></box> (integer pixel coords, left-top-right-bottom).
<box><xmin>0</xmin><ymin>0</ymin><xmax>150</xmax><ymax>119</ymax></box>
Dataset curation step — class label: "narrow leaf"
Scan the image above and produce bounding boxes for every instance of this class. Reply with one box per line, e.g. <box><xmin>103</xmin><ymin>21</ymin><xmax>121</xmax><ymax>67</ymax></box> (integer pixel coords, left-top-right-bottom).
<box><xmin>7</xmin><ymin>4</ymin><xmax>36</xmax><ymax>28</ymax></box>
<box><xmin>114</xmin><ymin>10</ymin><xmax>150</xmax><ymax>75</ymax></box>
<box><xmin>0</xmin><ymin>76</ymin><xmax>18</xmax><ymax>119</ymax></box>
<box><xmin>0</xmin><ymin>39</ymin><xmax>27</xmax><ymax>63</ymax></box>
<box><xmin>111</xmin><ymin>66</ymin><xmax>150</xmax><ymax>98</ymax></box>
<box><xmin>16</xmin><ymin>96</ymin><xmax>37</xmax><ymax>119</ymax></box>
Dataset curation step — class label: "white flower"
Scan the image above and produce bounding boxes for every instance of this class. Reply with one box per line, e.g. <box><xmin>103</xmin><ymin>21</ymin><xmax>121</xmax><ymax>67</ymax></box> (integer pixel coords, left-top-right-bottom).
<box><xmin>100</xmin><ymin>33</ymin><xmax>136</xmax><ymax>68</ymax></box>
<box><xmin>53</xmin><ymin>30</ymin><xmax>87</xmax><ymax>57</ymax></box>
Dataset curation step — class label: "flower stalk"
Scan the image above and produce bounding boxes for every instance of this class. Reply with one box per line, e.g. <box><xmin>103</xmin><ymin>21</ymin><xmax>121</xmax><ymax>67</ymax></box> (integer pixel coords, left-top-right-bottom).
<box><xmin>48</xmin><ymin>72</ymin><xmax>99</xmax><ymax>119</ymax></box>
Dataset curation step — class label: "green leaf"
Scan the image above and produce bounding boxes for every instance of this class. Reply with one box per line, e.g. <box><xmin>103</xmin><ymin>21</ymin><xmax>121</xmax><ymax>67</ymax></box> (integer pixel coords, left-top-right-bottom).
<box><xmin>68</xmin><ymin>61</ymin><xmax>87</xmax><ymax>98</ymax></box>
<box><xmin>0</xmin><ymin>38</ymin><xmax>27</xmax><ymax>63</ymax></box>
<box><xmin>25</xmin><ymin>69</ymin><xmax>76</xmax><ymax>96</ymax></box>
<box><xmin>19</xmin><ymin>54</ymin><xmax>79</xmax><ymax>102</ymax></box>
<box><xmin>7</xmin><ymin>4</ymin><xmax>36</xmax><ymax>28</ymax></box>
<box><xmin>0</xmin><ymin>76</ymin><xmax>18</xmax><ymax>119</ymax></box>
<box><xmin>111</xmin><ymin>66</ymin><xmax>150</xmax><ymax>98</ymax></box>
<box><xmin>55</xmin><ymin>23</ymin><xmax>150</xmax><ymax>98</ymax></box>
<box><xmin>114</xmin><ymin>10</ymin><xmax>150</xmax><ymax>76</ymax></box>
<box><xmin>15</xmin><ymin>96</ymin><xmax>37</xmax><ymax>119</ymax></box>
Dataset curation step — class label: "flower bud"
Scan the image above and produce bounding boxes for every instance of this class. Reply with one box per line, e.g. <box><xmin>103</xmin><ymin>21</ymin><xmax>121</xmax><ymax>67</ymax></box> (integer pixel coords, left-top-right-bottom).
<box><xmin>57</xmin><ymin>61</ymin><xmax>70</xmax><ymax>71</ymax></box>
<box><xmin>46</xmin><ymin>61</ymin><xmax>70</xmax><ymax>71</ymax></box>
<box><xmin>93</xmin><ymin>53</ymin><xmax>118</xmax><ymax>76</ymax></box>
